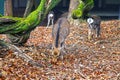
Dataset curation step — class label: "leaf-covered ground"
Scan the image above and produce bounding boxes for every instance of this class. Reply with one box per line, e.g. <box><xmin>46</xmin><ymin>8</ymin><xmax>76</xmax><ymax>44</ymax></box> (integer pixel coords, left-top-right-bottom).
<box><xmin>0</xmin><ymin>20</ymin><xmax>120</xmax><ymax>80</ymax></box>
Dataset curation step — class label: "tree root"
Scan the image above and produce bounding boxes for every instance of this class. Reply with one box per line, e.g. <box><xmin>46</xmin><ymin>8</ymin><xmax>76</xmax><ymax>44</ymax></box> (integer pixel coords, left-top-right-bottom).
<box><xmin>0</xmin><ymin>40</ymin><xmax>43</xmax><ymax>67</ymax></box>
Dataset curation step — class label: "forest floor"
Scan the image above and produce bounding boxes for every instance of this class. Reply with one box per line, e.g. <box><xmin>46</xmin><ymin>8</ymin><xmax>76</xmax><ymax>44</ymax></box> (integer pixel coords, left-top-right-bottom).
<box><xmin>0</xmin><ymin>20</ymin><xmax>120</xmax><ymax>80</ymax></box>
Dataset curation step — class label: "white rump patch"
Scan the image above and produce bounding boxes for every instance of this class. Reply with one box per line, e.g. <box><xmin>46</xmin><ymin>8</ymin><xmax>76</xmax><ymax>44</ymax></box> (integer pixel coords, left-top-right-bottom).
<box><xmin>87</xmin><ymin>18</ymin><xmax>94</xmax><ymax>24</ymax></box>
<box><xmin>49</xmin><ymin>14</ymin><xmax>54</xmax><ymax>17</ymax></box>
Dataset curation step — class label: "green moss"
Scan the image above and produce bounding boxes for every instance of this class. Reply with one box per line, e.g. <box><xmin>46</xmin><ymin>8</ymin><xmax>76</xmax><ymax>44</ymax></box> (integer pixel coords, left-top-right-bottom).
<box><xmin>72</xmin><ymin>10</ymin><xmax>83</xmax><ymax>19</ymax></box>
<box><xmin>0</xmin><ymin>0</ymin><xmax>61</xmax><ymax>44</ymax></box>
<box><xmin>71</xmin><ymin>0</ymin><xmax>94</xmax><ymax>19</ymax></box>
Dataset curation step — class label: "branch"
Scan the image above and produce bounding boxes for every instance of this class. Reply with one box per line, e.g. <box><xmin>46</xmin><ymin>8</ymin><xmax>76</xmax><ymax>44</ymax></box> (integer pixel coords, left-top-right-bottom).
<box><xmin>24</xmin><ymin>0</ymin><xmax>34</xmax><ymax>17</ymax></box>
<box><xmin>0</xmin><ymin>40</ymin><xmax>43</xmax><ymax>67</ymax></box>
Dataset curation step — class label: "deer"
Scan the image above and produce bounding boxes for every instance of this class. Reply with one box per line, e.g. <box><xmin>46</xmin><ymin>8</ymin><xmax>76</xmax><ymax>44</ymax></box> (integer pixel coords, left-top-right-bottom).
<box><xmin>87</xmin><ymin>15</ymin><xmax>101</xmax><ymax>40</ymax></box>
<box><xmin>51</xmin><ymin>17</ymin><xmax>70</xmax><ymax>59</ymax></box>
<box><xmin>46</xmin><ymin>11</ymin><xmax>54</xmax><ymax>28</ymax></box>
<box><xmin>47</xmin><ymin>11</ymin><xmax>70</xmax><ymax>62</ymax></box>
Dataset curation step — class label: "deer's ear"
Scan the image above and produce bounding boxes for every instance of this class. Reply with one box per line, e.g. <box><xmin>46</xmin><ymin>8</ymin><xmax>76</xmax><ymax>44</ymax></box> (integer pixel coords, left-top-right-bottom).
<box><xmin>87</xmin><ymin>18</ymin><xmax>94</xmax><ymax>24</ymax></box>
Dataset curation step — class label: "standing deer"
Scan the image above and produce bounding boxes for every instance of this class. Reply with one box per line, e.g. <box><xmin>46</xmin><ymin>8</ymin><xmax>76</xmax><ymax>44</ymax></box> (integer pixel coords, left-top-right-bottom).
<box><xmin>52</xmin><ymin>17</ymin><xmax>70</xmax><ymax>58</ymax></box>
<box><xmin>87</xmin><ymin>15</ymin><xmax>101</xmax><ymax>40</ymax></box>
<box><xmin>47</xmin><ymin>11</ymin><xmax>54</xmax><ymax>28</ymax></box>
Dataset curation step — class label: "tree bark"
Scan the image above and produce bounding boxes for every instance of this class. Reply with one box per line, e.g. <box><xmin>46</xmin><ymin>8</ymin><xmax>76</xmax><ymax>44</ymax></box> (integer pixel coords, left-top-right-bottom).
<box><xmin>24</xmin><ymin>0</ymin><xmax>40</xmax><ymax>17</ymax></box>
<box><xmin>24</xmin><ymin>0</ymin><xmax>34</xmax><ymax>17</ymax></box>
<box><xmin>68</xmin><ymin>0</ymin><xmax>80</xmax><ymax>25</ymax></box>
<box><xmin>68</xmin><ymin>0</ymin><xmax>94</xmax><ymax>26</ymax></box>
<box><xmin>68</xmin><ymin>0</ymin><xmax>79</xmax><ymax>16</ymax></box>
<box><xmin>4</xmin><ymin>0</ymin><xmax>13</xmax><ymax>16</ymax></box>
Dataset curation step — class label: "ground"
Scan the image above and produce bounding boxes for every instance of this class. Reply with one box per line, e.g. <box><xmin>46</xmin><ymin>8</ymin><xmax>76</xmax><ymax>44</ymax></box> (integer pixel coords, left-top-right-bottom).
<box><xmin>0</xmin><ymin>20</ymin><xmax>120</xmax><ymax>80</ymax></box>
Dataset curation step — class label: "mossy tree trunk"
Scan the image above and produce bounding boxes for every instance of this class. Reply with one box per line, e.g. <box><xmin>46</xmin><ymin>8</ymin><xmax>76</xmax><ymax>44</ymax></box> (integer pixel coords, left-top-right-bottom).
<box><xmin>68</xmin><ymin>0</ymin><xmax>94</xmax><ymax>26</ymax></box>
<box><xmin>68</xmin><ymin>0</ymin><xmax>80</xmax><ymax>25</ymax></box>
<box><xmin>0</xmin><ymin>0</ymin><xmax>61</xmax><ymax>45</ymax></box>
<box><xmin>24</xmin><ymin>0</ymin><xmax>39</xmax><ymax>17</ymax></box>
<box><xmin>24</xmin><ymin>0</ymin><xmax>34</xmax><ymax>17</ymax></box>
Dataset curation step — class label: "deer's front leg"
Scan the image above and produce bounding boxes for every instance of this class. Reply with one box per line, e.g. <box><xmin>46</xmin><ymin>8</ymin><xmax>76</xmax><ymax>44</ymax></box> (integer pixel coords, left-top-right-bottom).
<box><xmin>47</xmin><ymin>17</ymin><xmax>51</xmax><ymax>28</ymax></box>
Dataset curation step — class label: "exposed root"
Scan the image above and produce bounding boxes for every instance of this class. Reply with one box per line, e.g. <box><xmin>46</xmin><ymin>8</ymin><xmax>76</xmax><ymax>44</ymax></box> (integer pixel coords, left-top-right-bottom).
<box><xmin>0</xmin><ymin>40</ymin><xmax>43</xmax><ymax>67</ymax></box>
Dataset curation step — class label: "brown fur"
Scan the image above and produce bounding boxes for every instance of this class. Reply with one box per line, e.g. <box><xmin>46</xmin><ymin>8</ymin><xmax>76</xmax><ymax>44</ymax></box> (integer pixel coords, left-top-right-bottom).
<box><xmin>52</xmin><ymin>17</ymin><xmax>70</xmax><ymax>57</ymax></box>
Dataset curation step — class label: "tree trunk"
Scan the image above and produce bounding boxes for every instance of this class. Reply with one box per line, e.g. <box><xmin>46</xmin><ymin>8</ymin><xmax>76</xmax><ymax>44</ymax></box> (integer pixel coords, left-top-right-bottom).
<box><xmin>68</xmin><ymin>0</ymin><xmax>79</xmax><ymax>16</ymax></box>
<box><xmin>24</xmin><ymin>0</ymin><xmax>34</xmax><ymax>17</ymax></box>
<box><xmin>68</xmin><ymin>0</ymin><xmax>80</xmax><ymax>25</ymax></box>
<box><xmin>24</xmin><ymin>0</ymin><xmax>40</xmax><ymax>17</ymax></box>
<box><xmin>4</xmin><ymin>0</ymin><xmax>13</xmax><ymax>16</ymax></box>
<box><xmin>0</xmin><ymin>0</ymin><xmax>61</xmax><ymax>45</ymax></box>
<box><xmin>68</xmin><ymin>0</ymin><xmax>94</xmax><ymax>26</ymax></box>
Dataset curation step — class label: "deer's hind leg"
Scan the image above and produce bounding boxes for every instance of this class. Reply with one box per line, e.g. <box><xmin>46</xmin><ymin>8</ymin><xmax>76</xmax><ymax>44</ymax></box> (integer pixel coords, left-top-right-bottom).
<box><xmin>96</xmin><ymin>25</ymin><xmax>100</xmax><ymax>38</ymax></box>
<box><xmin>88</xmin><ymin>28</ymin><xmax>94</xmax><ymax>40</ymax></box>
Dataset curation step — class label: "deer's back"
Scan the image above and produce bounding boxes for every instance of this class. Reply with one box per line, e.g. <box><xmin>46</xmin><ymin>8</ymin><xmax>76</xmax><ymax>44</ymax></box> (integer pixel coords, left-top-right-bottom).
<box><xmin>91</xmin><ymin>15</ymin><xmax>101</xmax><ymax>25</ymax></box>
<box><xmin>53</xmin><ymin>17</ymin><xmax>70</xmax><ymax>37</ymax></box>
<box><xmin>52</xmin><ymin>17</ymin><xmax>70</xmax><ymax>47</ymax></box>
